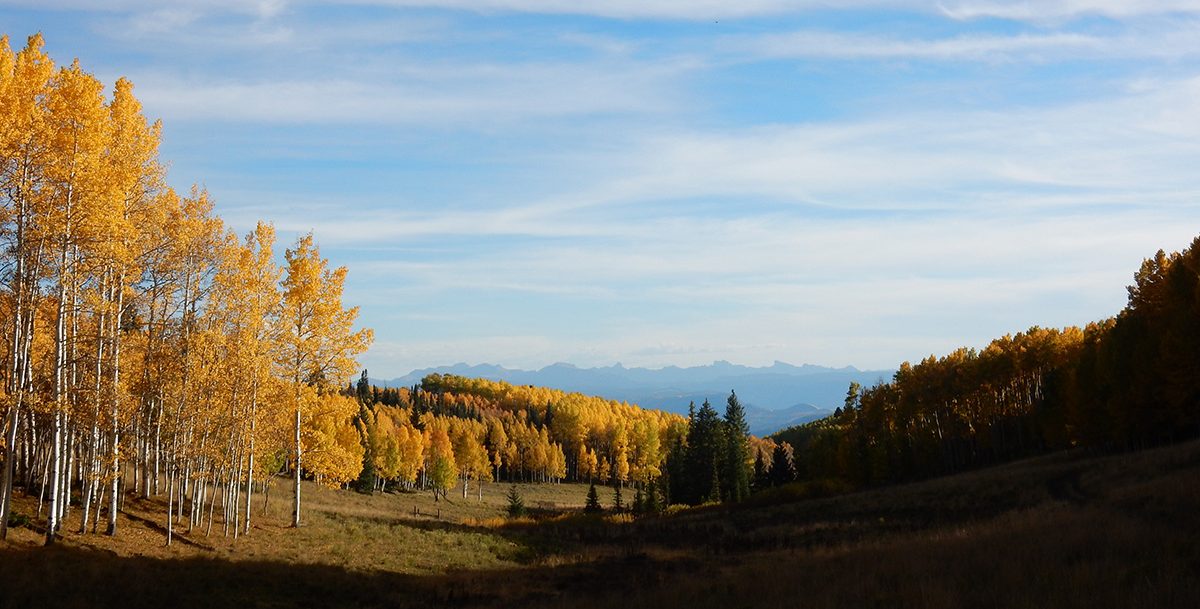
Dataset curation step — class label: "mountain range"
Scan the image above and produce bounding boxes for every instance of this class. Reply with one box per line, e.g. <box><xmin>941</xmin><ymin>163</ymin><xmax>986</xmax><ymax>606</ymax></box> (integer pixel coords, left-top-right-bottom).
<box><xmin>375</xmin><ymin>361</ymin><xmax>894</xmax><ymax>436</ymax></box>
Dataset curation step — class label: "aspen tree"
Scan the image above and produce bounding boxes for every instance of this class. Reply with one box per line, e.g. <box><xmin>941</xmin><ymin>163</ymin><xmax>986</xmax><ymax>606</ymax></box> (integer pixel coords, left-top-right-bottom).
<box><xmin>42</xmin><ymin>58</ymin><xmax>109</xmax><ymax>544</ymax></box>
<box><xmin>302</xmin><ymin>392</ymin><xmax>363</xmax><ymax>488</ymax></box>
<box><xmin>161</xmin><ymin>189</ymin><xmax>224</xmax><ymax>546</ymax></box>
<box><xmin>278</xmin><ymin>234</ymin><xmax>370</xmax><ymax>526</ymax></box>
<box><xmin>395</xmin><ymin>418</ymin><xmax>424</xmax><ymax>487</ymax></box>
<box><xmin>0</xmin><ymin>34</ymin><xmax>378</xmax><ymax>545</ymax></box>
<box><xmin>0</xmin><ymin>34</ymin><xmax>54</xmax><ymax>540</ymax></box>
<box><xmin>98</xmin><ymin>76</ymin><xmax>161</xmax><ymax>535</ymax></box>
<box><xmin>422</xmin><ymin>414</ymin><xmax>456</xmax><ymax>500</ymax></box>
<box><xmin>208</xmin><ymin>222</ymin><xmax>280</xmax><ymax>534</ymax></box>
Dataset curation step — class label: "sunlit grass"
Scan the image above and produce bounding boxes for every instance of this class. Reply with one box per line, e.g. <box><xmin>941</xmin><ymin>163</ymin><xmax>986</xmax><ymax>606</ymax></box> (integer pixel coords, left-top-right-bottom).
<box><xmin>2</xmin><ymin>477</ymin><xmax>597</xmax><ymax>575</ymax></box>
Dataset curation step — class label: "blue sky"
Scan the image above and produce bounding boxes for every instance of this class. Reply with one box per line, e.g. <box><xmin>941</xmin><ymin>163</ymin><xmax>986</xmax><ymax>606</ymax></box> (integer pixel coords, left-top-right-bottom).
<box><xmin>5</xmin><ymin>1</ymin><xmax>1200</xmax><ymax>376</ymax></box>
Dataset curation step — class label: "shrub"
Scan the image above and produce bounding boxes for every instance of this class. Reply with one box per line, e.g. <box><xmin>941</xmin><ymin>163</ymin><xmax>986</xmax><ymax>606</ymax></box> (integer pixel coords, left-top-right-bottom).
<box><xmin>6</xmin><ymin>512</ymin><xmax>30</xmax><ymax>529</ymax></box>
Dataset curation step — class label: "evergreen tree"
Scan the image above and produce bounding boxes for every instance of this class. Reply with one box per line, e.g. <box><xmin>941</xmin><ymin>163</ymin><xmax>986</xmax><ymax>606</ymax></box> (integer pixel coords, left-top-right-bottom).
<box><xmin>723</xmin><ymin>391</ymin><xmax>751</xmax><ymax>502</ymax></box>
<box><xmin>632</xmin><ymin>486</ymin><xmax>645</xmax><ymax>515</ymax></box>
<box><xmin>506</xmin><ymin>484</ymin><xmax>526</xmax><ymax>518</ymax></box>
<box><xmin>707</xmin><ymin>459</ymin><xmax>722</xmax><ymax>504</ymax></box>
<box><xmin>612</xmin><ymin>483</ymin><xmax>624</xmax><ymax>512</ymax></box>
<box><xmin>657</xmin><ymin>472</ymin><xmax>673</xmax><ymax>510</ymax></box>
<box><xmin>584</xmin><ymin>482</ymin><xmax>602</xmax><ymax>513</ymax></box>
<box><xmin>357</xmin><ymin>369</ymin><xmax>372</xmax><ymax>404</ymax></box>
<box><xmin>753</xmin><ymin>451</ymin><xmax>769</xmax><ymax>491</ymax></box>
<box><xmin>645</xmin><ymin>480</ymin><xmax>661</xmax><ymax>514</ymax></box>
<box><xmin>354</xmin><ymin>405</ymin><xmax>378</xmax><ymax>493</ymax></box>
<box><xmin>681</xmin><ymin>399</ymin><xmax>724</xmax><ymax>505</ymax></box>
<box><xmin>664</xmin><ymin>435</ymin><xmax>685</xmax><ymax>505</ymax></box>
<box><xmin>769</xmin><ymin>442</ymin><xmax>796</xmax><ymax>487</ymax></box>
<box><xmin>844</xmin><ymin>381</ymin><xmax>862</xmax><ymax>412</ymax></box>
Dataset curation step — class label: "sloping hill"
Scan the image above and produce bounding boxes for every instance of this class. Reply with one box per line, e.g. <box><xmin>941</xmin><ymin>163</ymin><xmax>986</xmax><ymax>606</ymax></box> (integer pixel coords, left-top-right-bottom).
<box><xmin>3</xmin><ymin>437</ymin><xmax>1196</xmax><ymax>608</ymax></box>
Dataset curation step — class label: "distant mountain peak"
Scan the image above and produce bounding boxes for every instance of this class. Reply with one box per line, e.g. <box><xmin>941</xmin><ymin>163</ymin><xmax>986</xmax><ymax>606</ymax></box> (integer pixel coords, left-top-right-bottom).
<box><xmin>374</xmin><ymin>360</ymin><xmax>893</xmax><ymax>435</ymax></box>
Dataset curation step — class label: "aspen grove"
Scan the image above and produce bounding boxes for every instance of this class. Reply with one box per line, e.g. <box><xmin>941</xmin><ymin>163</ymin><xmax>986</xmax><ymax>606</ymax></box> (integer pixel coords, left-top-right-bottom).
<box><xmin>0</xmin><ymin>34</ymin><xmax>372</xmax><ymax>545</ymax></box>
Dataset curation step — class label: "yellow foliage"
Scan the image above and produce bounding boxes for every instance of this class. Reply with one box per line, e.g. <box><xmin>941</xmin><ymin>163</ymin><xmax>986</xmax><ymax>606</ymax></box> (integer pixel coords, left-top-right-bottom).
<box><xmin>302</xmin><ymin>393</ymin><xmax>364</xmax><ymax>487</ymax></box>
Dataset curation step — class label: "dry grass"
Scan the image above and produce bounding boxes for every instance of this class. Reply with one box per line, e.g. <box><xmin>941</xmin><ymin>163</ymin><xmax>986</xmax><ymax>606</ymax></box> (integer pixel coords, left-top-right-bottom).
<box><xmin>1</xmin><ymin>441</ymin><xmax>1197</xmax><ymax>608</ymax></box>
<box><xmin>1</xmin><ymin>479</ymin><xmax>595</xmax><ymax>574</ymax></box>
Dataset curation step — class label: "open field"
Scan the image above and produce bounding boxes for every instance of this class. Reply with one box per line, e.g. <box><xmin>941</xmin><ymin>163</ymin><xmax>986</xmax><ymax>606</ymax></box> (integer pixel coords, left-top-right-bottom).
<box><xmin>2</xmin><ymin>441</ymin><xmax>1199</xmax><ymax>608</ymax></box>
<box><xmin>1</xmin><ymin>478</ymin><xmax>591</xmax><ymax>573</ymax></box>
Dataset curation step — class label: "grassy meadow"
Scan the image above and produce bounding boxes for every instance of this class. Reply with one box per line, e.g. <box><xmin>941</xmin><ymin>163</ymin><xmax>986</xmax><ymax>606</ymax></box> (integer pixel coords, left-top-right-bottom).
<box><xmin>2</xmin><ymin>440</ymin><xmax>1198</xmax><ymax>608</ymax></box>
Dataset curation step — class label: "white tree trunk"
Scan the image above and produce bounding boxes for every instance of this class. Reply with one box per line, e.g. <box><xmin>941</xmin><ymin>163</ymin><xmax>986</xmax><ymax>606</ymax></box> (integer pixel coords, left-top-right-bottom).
<box><xmin>292</xmin><ymin>401</ymin><xmax>301</xmax><ymax>527</ymax></box>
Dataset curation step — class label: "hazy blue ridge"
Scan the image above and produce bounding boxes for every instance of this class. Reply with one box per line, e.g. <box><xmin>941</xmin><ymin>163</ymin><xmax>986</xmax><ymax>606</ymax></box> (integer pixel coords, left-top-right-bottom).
<box><xmin>374</xmin><ymin>361</ymin><xmax>892</xmax><ymax>436</ymax></box>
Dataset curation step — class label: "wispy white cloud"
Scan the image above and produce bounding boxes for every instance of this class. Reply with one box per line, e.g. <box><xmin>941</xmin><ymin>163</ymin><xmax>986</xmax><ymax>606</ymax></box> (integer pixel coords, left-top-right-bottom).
<box><xmin>10</xmin><ymin>0</ymin><xmax>1200</xmax><ymax>23</ymax></box>
<box><xmin>355</xmin><ymin>207</ymin><xmax>1196</xmax><ymax>372</ymax></box>
<box><xmin>346</xmin><ymin>209</ymin><xmax>1190</xmax><ymax>291</ymax></box>
<box><xmin>210</xmin><ymin>70</ymin><xmax>1200</xmax><ymax>304</ymax></box>
<box><xmin>0</xmin><ymin>0</ymin><xmax>290</xmax><ymax>17</ymax></box>
<box><xmin>128</xmin><ymin>56</ymin><xmax>694</xmax><ymax>124</ymax></box>
<box><xmin>675</xmin><ymin>79</ymin><xmax>1194</xmax><ymax>197</ymax></box>
<box><xmin>336</xmin><ymin>0</ymin><xmax>1200</xmax><ymax>21</ymax></box>
<box><xmin>313</xmin><ymin>66</ymin><xmax>1200</xmax><ymax>372</ymax></box>
<box><xmin>324</xmin><ymin>0</ymin><xmax>908</xmax><ymax>20</ymax></box>
<box><xmin>735</xmin><ymin>30</ymin><xmax>1104</xmax><ymax>61</ymax></box>
<box><xmin>729</xmin><ymin>27</ymin><xmax>1200</xmax><ymax>62</ymax></box>
<box><xmin>363</xmin><ymin>336</ymin><xmax>561</xmax><ymax>373</ymax></box>
<box><xmin>10</xmin><ymin>0</ymin><xmax>1200</xmax><ymax>376</ymax></box>
<box><xmin>939</xmin><ymin>0</ymin><xmax>1200</xmax><ymax>21</ymax></box>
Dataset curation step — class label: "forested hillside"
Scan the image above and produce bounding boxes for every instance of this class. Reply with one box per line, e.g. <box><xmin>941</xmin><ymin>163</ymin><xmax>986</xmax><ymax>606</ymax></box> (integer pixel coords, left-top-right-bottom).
<box><xmin>353</xmin><ymin>374</ymin><xmax>686</xmax><ymax>498</ymax></box>
<box><xmin>0</xmin><ymin>33</ymin><xmax>372</xmax><ymax>545</ymax></box>
<box><xmin>356</xmin><ymin>375</ymin><xmax>774</xmax><ymax>507</ymax></box>
<box><xmin>775</xmin><ymin>235</ymin><xmax>1200</xmax><ymax>486</ymax></box>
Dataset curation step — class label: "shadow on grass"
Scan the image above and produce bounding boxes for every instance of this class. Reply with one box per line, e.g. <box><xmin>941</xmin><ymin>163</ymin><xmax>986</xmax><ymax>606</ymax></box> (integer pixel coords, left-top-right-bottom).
<box><xmin>116</xmin><ymin>509</ymin><xmax>217</xmax><ymax>551</ymax></box>
<box><xmin>3</xmin><ymin>439</ymin><xmax>1199</xmax><ymax>609</ymax></box>
<box><xmin>0</xmin><ymin>542</ymin><xmax>681</xmax><ymax>609</ymax></box>
<box><xmin>5</xmin><ymin>497</ymin><xmax>1198</xmax><ymax>609</ymax></box>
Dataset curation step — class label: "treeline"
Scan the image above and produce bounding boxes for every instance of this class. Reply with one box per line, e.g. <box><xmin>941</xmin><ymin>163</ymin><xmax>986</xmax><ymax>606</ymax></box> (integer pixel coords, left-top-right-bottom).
<box><xmin>0</xmin><ymin>34</ymin><xmax>372</xmax><ymax>546</ymax></box>
<box><xmin>776</xmin><ymin>236</ymin><xmax>1200</xmax><ymax>486</ymax></box>
<box><xmin>354</xmin><ymin>376</ymin><xmax>795</xmax><ymax>509</ymax></box>
<box><xmin>352</xmin><ymin>374</ymin><xmax>688</xmax><ymax>499</ymax></box>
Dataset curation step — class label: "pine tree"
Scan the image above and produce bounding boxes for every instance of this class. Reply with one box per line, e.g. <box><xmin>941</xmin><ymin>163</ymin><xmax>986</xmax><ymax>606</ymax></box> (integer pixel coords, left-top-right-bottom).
<box><xmin>753</xmin><ymin>451</ymin><xmax>769</xmax><ymax>491</ymax></box>
<box><xmin>769</xmin><ymin>442</ymin><xmax>796</xmax><ymax>487</ymax></box>
<box><xmin>355</xmin><ymin>405</ymin><xmax>378</xmax><ymax>493</ymax></box>
<box><xmin>680</xmin><ymin>399</ymin><xmax>723</xmax><ymax>504</ymax></box>
<box><xmin>645</xmin><ymin>480</ymin><xmax>661</xmax><ymax>514</ymax></box>
<box><xmin>612</xmin><ymin>483</ymin><xmax>624</xmax><ymax>512</ymax></box>
<box><xmin>723</xmin><ymin>391</ymin><xmax>751</xmax><ymax>503</ymax></box>
<box><xmin>584</xmin><ymin>482</ymin><xmax>602</xmax><ymax>513</ymax></box>
<box><xmin>357</xmin><ymin>369</ymin><xmax>372</xmax><ymax>405</ymax></box>
<box><xmin>707</xmin><ymin>459</ymin><xmax>722</xmax><ymax>504</ymax></box>
<box><xmin>506</xmin><ymin>484</ymin><xmax>526</xmax><ymax>518</ymax></box>
<box><xmin>664</xmin><ymin>435</ymin><xmax>684</xmax><ymax>506</ymax></box>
